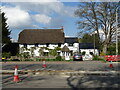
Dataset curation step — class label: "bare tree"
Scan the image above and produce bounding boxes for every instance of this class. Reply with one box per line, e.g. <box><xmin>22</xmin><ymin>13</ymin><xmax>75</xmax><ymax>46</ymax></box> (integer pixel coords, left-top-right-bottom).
<box><xmin>75</xmin><ymin>2</ymin><xmax>119</xmax><ymax>54</ymax></box>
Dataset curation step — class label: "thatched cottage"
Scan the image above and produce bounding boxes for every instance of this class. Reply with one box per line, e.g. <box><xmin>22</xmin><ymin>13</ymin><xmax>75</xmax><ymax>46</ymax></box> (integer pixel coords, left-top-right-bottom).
<box><xmin>18</xmin><ymin>27</ymin><xmax>79</xmax><ymax>57</ymax></box>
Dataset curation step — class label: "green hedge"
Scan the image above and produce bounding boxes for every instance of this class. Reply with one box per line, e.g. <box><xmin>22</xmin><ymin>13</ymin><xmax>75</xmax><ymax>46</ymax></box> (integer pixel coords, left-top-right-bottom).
<box><xmin>2</xmin><ymin>58</ymin><xmax>73</xmax><ymax>62</ymax></box>
<box><xmin>2</xmin><ymin>52</ymin><xmax>11</xmax><ymax>58</ymax></box>
<box><xmin>24</xmin><ymin>59</ymin><xmax>33</xmax><ymax>61</ymax></box>
<box><xmin>55</xmin><ymin>56</ymin><xmax>63</xmax><ymax>61</ymax></box>
<box><xmin>93</xmin><ymin>56</ymin><xmax>106</xmax><ymax>62</ymax></box>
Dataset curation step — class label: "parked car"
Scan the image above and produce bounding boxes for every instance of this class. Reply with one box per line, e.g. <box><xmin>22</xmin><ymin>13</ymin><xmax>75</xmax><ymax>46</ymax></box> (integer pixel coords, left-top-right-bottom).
<box><xmin>73</xmin><ymin>53</ymin><xmax>83</xmax><ymax>61</ymax></box>
<box><xmin>82</xmin><ymin>54</ymin><xmax>93</xmax><ymax>60</ymax></box>
<box><xmin>2</xmin><ymin>58</ymin><xmax>6</xmax><ymax>61</ymax></box>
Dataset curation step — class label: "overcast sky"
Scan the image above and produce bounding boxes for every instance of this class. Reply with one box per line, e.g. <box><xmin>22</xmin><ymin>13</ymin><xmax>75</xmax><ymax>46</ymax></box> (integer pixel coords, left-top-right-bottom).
<box><xmin>1</xmin><ymin>1</ymin><xmax>81</xmax><ymax>41</ymax></box>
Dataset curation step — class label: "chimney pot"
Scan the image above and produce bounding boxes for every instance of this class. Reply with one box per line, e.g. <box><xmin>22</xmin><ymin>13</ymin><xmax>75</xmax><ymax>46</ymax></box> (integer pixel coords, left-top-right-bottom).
<box><xmin>61</xmin><ymin>26</ymin><xmax>64</xmax><ymax>30</ymax></box>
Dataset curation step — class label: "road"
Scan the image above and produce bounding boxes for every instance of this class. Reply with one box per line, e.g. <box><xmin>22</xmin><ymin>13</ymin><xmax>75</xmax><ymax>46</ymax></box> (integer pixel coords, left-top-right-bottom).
<box><xmin>2</xmin><ymin>61</ymin><xmax>120</xmax><ymax>71</ymax></box>
<box><xmin>2</xmin><ymin>74</ymin><xmax>120</xmax><ymax>88</ymax></box>
<box><xmin>1</xmin><ymin>61</ymin><xmax>120</xmax><ymax>89</ymax></box>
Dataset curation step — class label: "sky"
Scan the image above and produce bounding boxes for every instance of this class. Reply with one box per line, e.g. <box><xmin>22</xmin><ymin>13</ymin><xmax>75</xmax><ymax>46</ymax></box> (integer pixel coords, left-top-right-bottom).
<box><xmin>1</xmin><ymin>1</ymin><xmax>81</xmax><ymax>41</ymax></box>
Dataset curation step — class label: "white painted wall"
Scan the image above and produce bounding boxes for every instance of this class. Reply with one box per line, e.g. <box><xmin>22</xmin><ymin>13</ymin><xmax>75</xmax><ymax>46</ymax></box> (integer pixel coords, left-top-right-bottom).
<box><xmin>48</xmin><ymin>44</ymin><xmax>58</xmax><ymax>49</ymax></box>
<box><xmin>61</xmin><ymin>43</ymin><xmax>79</xmax><ymax>53</ymax></box>
<box><xmin>19</xmin><ymin>43</ymin><xmax>79</xmax><ymax>57</ymax></box>
<box><xmin>80</xmin><ymin>49</ymin><xmax>99</xmax><ymax>55</ymax></box>
<box><xmin>19</xmin><ymin>44</ymin><xmax>59</xmax><ymax>56</ymax></box>
<box><xmin>34</xmin><ymin>49</ymin><xmax>39</xmax><ymax>56</ymax></box>
<box><xmin>80</xmin><ymin>49</ymin><xmax>99</xmax><ymax>60</ymax></box>
<box><xmin>19</xmin><ymin>43</ymin><xmax>99</xmax><ymax>57</ymax></box>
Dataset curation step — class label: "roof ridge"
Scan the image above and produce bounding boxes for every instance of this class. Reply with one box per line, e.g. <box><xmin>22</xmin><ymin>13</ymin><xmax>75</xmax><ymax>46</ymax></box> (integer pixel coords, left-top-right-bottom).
<box><xmin>23</xmin><ymin>29</ymin><xmax>62</xmax><ymax>30</ymax></box>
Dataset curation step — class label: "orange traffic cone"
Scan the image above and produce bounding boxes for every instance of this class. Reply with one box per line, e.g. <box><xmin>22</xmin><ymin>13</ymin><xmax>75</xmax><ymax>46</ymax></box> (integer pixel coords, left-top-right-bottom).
<box><xmin>42</xmin><ymin>61</ymin><xmax>47</xmax><ymax>68</ymax></box>
<box><xmin>13</xmin><ymin>65</ymin><xmax>20</xmax><ymax>82</ymax></box>
<box><xmin>109</xmin><ymin>61</ymin><xmax>113</xmax><ymax>68</ymax></box>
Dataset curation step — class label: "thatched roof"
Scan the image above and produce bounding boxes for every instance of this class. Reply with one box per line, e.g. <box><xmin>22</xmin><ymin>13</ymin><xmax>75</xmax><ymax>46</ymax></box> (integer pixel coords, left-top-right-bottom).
<box><xmin>62</xmin><ymin>45</ymin><xmax>70</xmax><ymax>52</ymax></box>
<box><xmin>18</xmin><ymin>29</ymin><xmax>65</xmax><ymax>44</ymax></box>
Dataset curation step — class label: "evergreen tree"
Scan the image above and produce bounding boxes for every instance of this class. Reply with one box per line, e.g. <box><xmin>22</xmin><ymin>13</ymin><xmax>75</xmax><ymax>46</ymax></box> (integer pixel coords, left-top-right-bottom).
<box><xmin>1</xmin><ymin>12</ymin><xmax>11</xmax><ymax>45</ymax></box>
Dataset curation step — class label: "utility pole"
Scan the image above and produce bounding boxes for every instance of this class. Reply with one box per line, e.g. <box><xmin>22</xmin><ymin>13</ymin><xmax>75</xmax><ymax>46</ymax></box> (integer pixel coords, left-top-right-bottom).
<box><xmin>116</xmin><ymin>7</ymin><xmax>119</xmax><ymax>55</ymax></box>
<box><xmin>94</xmin><ymin>33</ymin><xmax>95</xmax><ymax>55</ymax></box>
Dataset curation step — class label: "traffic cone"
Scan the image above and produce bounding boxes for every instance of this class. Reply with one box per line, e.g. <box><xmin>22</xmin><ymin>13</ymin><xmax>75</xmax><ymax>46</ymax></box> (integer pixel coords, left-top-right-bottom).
<box><xmin>42</xmin><ymin>61</ymin><xmax>47</xmax><ymax>68</ymax></box>
<box><xmin>109</xmin><ymin>61</ymin><xmax>113</xmax><ymax>68</ymax></box>
<box><xmin>13</xmin><ymin>65</ymin><xmax>20</xmax><ymax>82</ymax></box>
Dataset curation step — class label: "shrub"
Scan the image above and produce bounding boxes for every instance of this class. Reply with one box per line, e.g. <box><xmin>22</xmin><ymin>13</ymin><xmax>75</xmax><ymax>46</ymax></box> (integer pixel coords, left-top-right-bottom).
<box><xmin>16</xmin><ymin>53</ymin><xmax>20</xmax><ymax>57</ymax></box>
<box><xmin>93</xmin><ymin>55</ymin><xmax>99</xmax><ymax>60</ymax></box>
<box><xmin>49</xmin><ymin>49</ymin><xmax>58</xmax><ymax>56</ymax></box>
<box><xmin>23</xmin><ymin>52</ymin><xmax>30</xmax><ymax>58</ymax></box>
<box><xmin>100</xmin><ymin>52</ymin><xmax>106</xmax><ymax>56</ymax></box>
<box><xmin>55</xmin><ymin>56</ymin><xmax>62</xmax><ymax>61</ymax></box>
<box><xmin>18</xmin><ymin>52</ymin><xmax>30</xmax><ymax>59</ymax></box>
<box><xmin>36</xmin><ymin>58</ymin><xmax>40</xmax><ymax>61</ymax></box>
<box><xmin>2</xmin><ymin>52</ymin><xmax>11</xmax><ymax>58</ymax></box>
<box><xmin>12</xmin><ymin>59</ymin><xmax>20</xmax><ymax>61</ymax></box>
<box><xmin>24</xmin><ymin>59</ymin><xmax>33</xmax><ymax>61</ymax></box>
<box><xmin>93</xmin><ymin>55</ymin><xmax>106</xmax><ymax>62</ymax></box>
<box><xmin>82</xmin><ymin>51</ymin><xmax>86</xmax><ymax>55</ymax></box>
<box><xmin>47</xmin><ymin>59</ymin><xmax>56</xmax><ymax>61</ymax></box>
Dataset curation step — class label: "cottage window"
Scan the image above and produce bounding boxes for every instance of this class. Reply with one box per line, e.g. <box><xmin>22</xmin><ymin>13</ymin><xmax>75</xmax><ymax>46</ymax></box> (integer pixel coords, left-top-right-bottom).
<box><xmin>35</xmin><ymin>43</ymin><xmax>39</xmax><ymax>47</ymax></box>
<box><xmin>23</xmin><ymin>44</ymin><xmax>27</xmax><ymax>48</ymax></box>
<box><xmin>58</xmin><ymin>43</ymin><xmax>61</xmax><ymax>47</ymax></box>
<box><xmin>43</xmin><ymin>52</ymin><xmax>48</xmax><ymax>56</ymax></box>
<box><xmin>46</xmin><ymin>43</ymin><xmax>49</xmax><ymax>47</ymax></box>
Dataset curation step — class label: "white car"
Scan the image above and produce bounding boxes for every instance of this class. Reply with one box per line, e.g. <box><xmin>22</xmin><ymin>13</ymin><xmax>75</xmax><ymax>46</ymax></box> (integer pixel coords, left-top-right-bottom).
<box><xmin>82</xmin><ymin>54</ymin><xmax>93</xmax><ymax>60</ymax></box>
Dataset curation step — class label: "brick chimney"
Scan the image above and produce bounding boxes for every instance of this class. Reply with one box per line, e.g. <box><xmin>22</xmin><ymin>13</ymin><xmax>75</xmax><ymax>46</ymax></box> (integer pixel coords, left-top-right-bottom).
<box><xmin>61</xmin><ymin>26</ymin><xmax>64</xmax><ymax>31</ymax></box>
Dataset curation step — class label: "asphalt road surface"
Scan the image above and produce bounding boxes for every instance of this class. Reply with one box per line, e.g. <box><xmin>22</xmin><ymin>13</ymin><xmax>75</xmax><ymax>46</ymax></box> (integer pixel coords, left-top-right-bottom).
<box><xmin>2</xmin><ymin>74</ymin><xmax>120</xmax><ymax>88</ymax></box>
<box><xmin>2</xmin><ymin>61</ymin><xmax>120</xmax><ymax>71</ymax></box>
<box><xmin>1</xmin><ymin>61</ymin><xmax>120</xmax><ymax>89</ymax></box>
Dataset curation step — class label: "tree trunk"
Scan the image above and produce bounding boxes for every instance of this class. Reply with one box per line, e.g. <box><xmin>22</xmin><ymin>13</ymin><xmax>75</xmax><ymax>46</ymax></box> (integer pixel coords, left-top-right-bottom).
<box><xmin>102</xmin><ymin>44</ymin><xmax>108</xmax><ymax>54</ymax></box>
